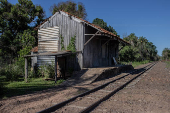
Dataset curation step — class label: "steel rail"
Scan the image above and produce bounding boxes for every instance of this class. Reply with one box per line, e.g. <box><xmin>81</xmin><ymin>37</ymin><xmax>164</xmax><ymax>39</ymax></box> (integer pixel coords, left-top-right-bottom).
<box><xmin>37</xmin><ymin>62</ymin><xmax>156</xmax><ymax>113</ymax></box>
<box><xmin>80</xmin><ymin>62</ymin><xmax>157</xmax><ymax>113</ymax></box>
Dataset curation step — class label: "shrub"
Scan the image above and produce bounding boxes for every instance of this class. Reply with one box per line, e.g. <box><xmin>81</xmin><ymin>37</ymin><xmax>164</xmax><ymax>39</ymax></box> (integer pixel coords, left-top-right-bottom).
<box><xmin>38</xmin><ymin>62</ymin><xmax>55</xmax><ymax>79</ymax></box>
<box><xmin>57</xmin><ymin>79</ymin><xmax>65</xmax><ymax>85</ymax></box>
<box><xmin>28</xmin><ymin>70</ymin><xmax>36</xmax><ymax>78</ymax></box>
<box><xmin>166</xmin><ymin>61</ymin><xmax>170</xmax><ymax>68</ymax></box>
<box><xmin>0</xmin><ymin>63</ymin><xmax>23</xmax><ymax>81</ymax></box>
<box><xmin>67</xmin><ymin>35</ymin><xmax>76</xmax><ymax>52</ymax></box>
<box><xmin>0</xmin><ymin>67</ymin><xmax>6</xmax><ymax>76</ymax></box>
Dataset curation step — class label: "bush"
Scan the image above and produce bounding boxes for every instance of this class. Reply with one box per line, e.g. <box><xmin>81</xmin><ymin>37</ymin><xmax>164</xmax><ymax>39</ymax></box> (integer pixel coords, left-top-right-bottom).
<box><xmin>28</xmin><ymin>70</ymin><xmax>36</xmax><ymax>78</ymax></box>
<box><xmin>166</xmin><ymin>61</ymin><xmax>170</xmax><ymax>68</ymax></box>
<box><xmin>38</xmin><ymin>63</ymin><xmax>55</xmax><ymax>79</ymax></box>
<box><xmin>0</xmin><ymin>63</ymin><xmax>23</xmax><ymax>81</ymax></box>
<box><xmin>57</xmin><ymin>79</ymin><xmax>65</xmax><ymax>85</ymax></box>
<box><xmin>120</xmin><ymin>60</ymin><xmax>151</xmax><ymax>68</ymax></box>
<box><xmin>0</xmin><ymin>67</ymin><xmax>6</xmax><ymax>76</ymax></box>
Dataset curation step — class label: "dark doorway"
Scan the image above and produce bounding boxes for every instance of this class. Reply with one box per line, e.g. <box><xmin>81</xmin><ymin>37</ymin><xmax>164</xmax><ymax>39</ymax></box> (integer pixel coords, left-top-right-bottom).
<box><xmin>58</xmin><ymin>57</ymin><xmax>66</xmax><ymax>79</ymax></box>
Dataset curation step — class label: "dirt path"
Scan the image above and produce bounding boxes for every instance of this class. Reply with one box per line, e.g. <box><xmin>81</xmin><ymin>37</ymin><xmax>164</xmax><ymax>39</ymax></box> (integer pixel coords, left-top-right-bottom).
<box><xmin>91</xmin><ymin>61</ymin><xmax>170</xmax><ymax>113</ymax></box>
<box><xmin>1</xmin><ymin>62</ymin><xmax>169</xmax><ymax>113</ymax></box>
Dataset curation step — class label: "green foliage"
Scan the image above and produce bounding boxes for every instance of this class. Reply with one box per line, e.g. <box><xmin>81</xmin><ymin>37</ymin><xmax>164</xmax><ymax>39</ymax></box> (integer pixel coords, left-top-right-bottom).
<box><xmin>57</xmin><ymin>79</ymin><xmax>65</xmax><ymax>85</ymax></box>
<box><xmin>92</xmin><ymin>18</ymin><xmax>107</xmax><ymax>30</ymax></box>
<box><xmin>165</xmin><ymin>61</ymin><xmax>170</xmax><ymax>68</ymax></box>
<box><xmin>0</xmin><ymin>63</ymin><xmax>23</xmax><ymax>81</ymax></box>
<box><xmin>38</xmin><ymin>62</ymin><xmax>55</xmax><ymax>79</ymax></box>
<box><xmin>28</xmin><ymin>70</ymin><xmax>34</xmax><ymax>78</ymax></box>
<box><xmin>162</xmin><ymin>48</ymin><xmax>170</xmax><ymax>60</ymax></box>
<box><xmin>60</xmin><ymin>35</ymin><xmax>65</xmax><ymax>50</ymax></box>
<box><xmin>120</xmin><ymin>33</ymin><xmax>158</xmax><ymax>62</ymax></box>
<box><xmin>50</xmin><ymin>1</ymin><xmax>87</xmax><ymax>19</ymax></box>
<box><xmin>120</xmin><ymin>60</ymin><xmax>150</xmax><ymax>68</ymax></box>
<box><xmin>119</xmin><ymin>46</ymin><xmax>139</xmax><ymax>62</ymax></box>
<box><xmin>17</xmin><ymin>29</ymin><xmax>35</xmax><ymax>66</ymax></box>
<box><xmin>0</xmin><ymin>0</ymin><xmax>45</xmax><ymax>63</ymax></box>
<box><xmin>92</xmin><ymin>18</ymin><xmax>118</xmax><ymax>35</ymax></box>
<box><xmin>0</xmin><ymin>77</ymin><xmax>56</xmax><ymax>98</ymax></box>
<box><xmin>67</xmin><ymin>35</ymin><xmax>76</xmax><ymax>52</ymax></box>
<box><xmin>131</xmin><ymin>60</ymin><xmax>150</xmax><ymax>67</ymax></box>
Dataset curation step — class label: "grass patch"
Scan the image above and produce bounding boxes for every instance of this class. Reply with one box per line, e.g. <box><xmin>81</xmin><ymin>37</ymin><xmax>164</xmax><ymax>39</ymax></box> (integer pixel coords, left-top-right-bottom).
<box><xmin>120</xmin><ymin>60</ymin><xmax>151</xmax><ymax>68</ymax></box>
<box><xmin>0</xmin><ymin>76</ymin><xmax>64</xmax><ymax>99</ymax></box>
<box><xmin>165</xmin><ymin>61</ymin><xmax>170</xmax><ymax>68</ymax></box>
<box><xmin>131</xmin><ymin>60</ymin><xmax>151</xmax><ymax>67</ymax></box>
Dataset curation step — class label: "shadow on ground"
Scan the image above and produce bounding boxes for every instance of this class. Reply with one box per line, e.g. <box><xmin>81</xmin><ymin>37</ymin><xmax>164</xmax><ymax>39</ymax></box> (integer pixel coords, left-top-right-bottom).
<box><xmin>0</xmin><ymin>64</ymin><xmax>150</xmax><ymax>100</ymax></box>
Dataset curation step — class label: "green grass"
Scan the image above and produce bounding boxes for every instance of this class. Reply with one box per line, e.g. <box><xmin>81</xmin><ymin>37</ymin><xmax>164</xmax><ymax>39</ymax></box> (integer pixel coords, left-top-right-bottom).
<box><xmin>120</xmin><ymin>60</ymin><xmax>151</xmax><ymax>68</ymax></box>
<box><xmin>0</xmin><ymin>76</ymin><xmax>64</xmax><ymax>99</ymax></box>
<box><xmin>165</xmin><ymin>61</ymin><xmax>170</xmax><ymax>68</ymax></box>
<box><xmin>131</xmin><ymin>60</ymin><xmax>151</xmax><ymax>67</ymax></box>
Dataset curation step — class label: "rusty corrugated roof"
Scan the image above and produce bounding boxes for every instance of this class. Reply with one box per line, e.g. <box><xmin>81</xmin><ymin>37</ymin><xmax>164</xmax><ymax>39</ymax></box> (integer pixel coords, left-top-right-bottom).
<box><xmin>34</xmin><ymin>10</ymin><xmax>130</xmax><ymax>45</ymax></box>
<box><xmin>25</xmin><ymin>51</ymin><xmax>81</xmax><ymax>57</ymax></box>
<box><xmin>31</xmin><ymin>46</ymin><xmax>38</xmax><ymax>52</ymax></box>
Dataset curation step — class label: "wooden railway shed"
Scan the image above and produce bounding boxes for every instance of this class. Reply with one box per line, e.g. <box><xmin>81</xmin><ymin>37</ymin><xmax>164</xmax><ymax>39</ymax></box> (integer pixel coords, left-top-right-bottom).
<box><xmin>26</xmin><ymin>11</ymin><xmax>130</xmax><ymax>82</ymax></box>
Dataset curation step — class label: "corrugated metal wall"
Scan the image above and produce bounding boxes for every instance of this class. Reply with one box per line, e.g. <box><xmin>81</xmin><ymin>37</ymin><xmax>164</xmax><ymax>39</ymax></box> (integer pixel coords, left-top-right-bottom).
<box><xmin>38</xmin><ymin>12</ymin><xmax>84</xmax><ymax>70</ymax></box>
<box><xmin>38</xmin><ymin>26</ymin><xmax>59</xmax><ymax>52</ymax></box>
<box><xmin>37</xmin><ymin>26</ymin><xmax>59</xmax><ymax>66</ymax></box>
<box><xmin>37</xmin><ymin>56</ymin><xmax>55</xmax><ymax>66</ymax></box>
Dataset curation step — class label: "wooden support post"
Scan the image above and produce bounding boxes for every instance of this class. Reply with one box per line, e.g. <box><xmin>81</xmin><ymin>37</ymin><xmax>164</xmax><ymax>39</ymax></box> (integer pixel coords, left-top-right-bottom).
<box><xmin>25</xmin><ymin>57</ymin><xmax>28</xmax><ymax>82</ymax></box>
<box><xmin>119</xmin><ymin>46</ymin><xmax>125</xmax><ymax>51</ymax></box>
<box><xmin>102</xmin><ymin>38</ymin><xmax>112</xmax><ymax>46</ymax></box>
<box><xmin>55</xmin><ymin>56</ymin><xmax>58</xmax><ymax>83</ymax></box>
<box><xmin>84</xmin><ymin>31</ymin><xmax>99</xmax><ymax>46</ymax></box>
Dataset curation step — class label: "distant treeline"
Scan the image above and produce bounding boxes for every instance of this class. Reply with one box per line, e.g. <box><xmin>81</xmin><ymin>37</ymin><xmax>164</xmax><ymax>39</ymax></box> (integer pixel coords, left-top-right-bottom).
<box><xmin>0</xmin><ymin>0</ymin><xmax>159</xmax><ymax>65</ymax></box>
<box><xmin>162</xmin><ymin>48</ymin><xmax>170</xmax><ymax>60</ymax></box>
<box><xmin>119</xmin><ymin>33</ymin><xmax>159</xmax><ymax>62</ymax></box>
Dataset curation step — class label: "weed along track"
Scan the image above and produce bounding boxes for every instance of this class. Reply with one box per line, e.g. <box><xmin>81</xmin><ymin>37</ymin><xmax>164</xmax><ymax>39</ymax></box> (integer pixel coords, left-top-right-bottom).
<box><xmin>37</xmin><ymin>62</ymin><xmax>157</xmax><ymax>113</ymax></box>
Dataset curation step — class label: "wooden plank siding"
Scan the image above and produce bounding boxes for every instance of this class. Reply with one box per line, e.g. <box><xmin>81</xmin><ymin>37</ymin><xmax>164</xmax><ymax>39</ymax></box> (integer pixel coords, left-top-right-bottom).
<box><xmin>83</xmin><ymin>24</ymin><xmax>119</xmax><ymax>68</ymax></box>
<box><xmin>38</xmin><ymin>12</ymin><xmax>84</xmax><ymax>70</ymax></box>
<box><xmin>35</xmin><ymin>11</ymin><xmax>119</xmax><ymax>70</ymax></box>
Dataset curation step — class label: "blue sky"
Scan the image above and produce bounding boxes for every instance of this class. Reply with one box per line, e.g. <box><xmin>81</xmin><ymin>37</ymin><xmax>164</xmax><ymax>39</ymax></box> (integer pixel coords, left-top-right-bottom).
<box><xmin>8</xmin><ymin>0</ymin><xmax>170</xmax><ymax>56</ymax></box>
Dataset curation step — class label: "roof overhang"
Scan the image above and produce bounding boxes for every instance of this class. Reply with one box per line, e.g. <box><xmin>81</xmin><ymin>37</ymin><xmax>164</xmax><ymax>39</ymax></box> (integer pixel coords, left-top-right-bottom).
<box><xmin>24</xmin><ymin>51</ymin><xmax>81</xmax><ymax>58</ymax></box>
<box><xmin>34</xmin><ymin>10</ymin><xmax>131</xmax><ymax>46</ymax></box>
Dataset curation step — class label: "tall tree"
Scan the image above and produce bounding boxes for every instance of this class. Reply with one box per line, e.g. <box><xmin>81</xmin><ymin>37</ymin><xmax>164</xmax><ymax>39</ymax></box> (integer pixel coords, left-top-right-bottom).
<box><xmin>92</xmin><ymin>18</ymin><xmax>108</xmax><ymax>30</ymax></box>
<box><xmin>162</xmin><ymin>48</ymin><xmax>170</xmax><ymax>60</ymax></box>
<box><xmin>50</xmin><ymin>1</ymin><xmax>87</xmax><ymax>20</ymax></box>
<box><xmin>123</xmin><ymin>33</ymin><xmax>138</xmax><ymax>47</ymax></box>
<box><xmin>0</xmin><ymin>0</ymin><xmax>45</xmax><ymax>63</ymax></box>
<box><xmin>120</xmin><ymin>33</ymin><xmax>158</xmax><ymax>62</ymax></box>
<box><xmin>92</xmin><ymin>18</ymin><xmax>118</xmax><ymax>35</ymax></box>
<box><xmin>137</xmin><ymin>36</ymin><xmax>148</xmax><ymax>60</ymax></box>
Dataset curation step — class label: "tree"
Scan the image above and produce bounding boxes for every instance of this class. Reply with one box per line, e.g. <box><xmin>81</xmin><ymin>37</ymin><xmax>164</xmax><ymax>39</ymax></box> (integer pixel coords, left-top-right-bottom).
<box><xmin>120</xmin><ymin>33</ymin><xmax>158</xmax><ymax>62</ymax></box>
<box><xmin>50</xmin><ymin>1</ymin><xmax>87</xmax><ymax>20</ymax></box>
<box><xmin>92</xmin><ymin>18</ymin><xmax>108</xmax><ymax>30</ymax></box>
<box><xmin>119</xmin><ymin>46</ymin><xmax>139</xmax><ymax>62</ymax></box>
<box><xmin>123</xmin><ymin>33</ymin><xmax>138</xmax><ymax>47</ymax></box>
<box><xmin>92</xmin><ymin>18</ymin><xmax>118</xmax><ymax>35</ymax></box>
<box><xmin>17</xmin><ymin>29</ymin><xmax>35</xmax><ymax>68</ymax></box>
<box><xmin>145</xmin><ymin>42</ymin><xmax>158</xmax><ymax>60</ymax></box>
<box><xmin>137</xmin><ymin>36</ymin><xmax>148</xmax><ymax>60</ymax></box>
<box><xmin>162</xmin><ymin>48</ymin><xmax>170</xmax><ymax>60</ymax></box>
<box><xmin>0</xmin><ymin>0</ymin><xmax>45</xmax><ymax>63</ymax></box>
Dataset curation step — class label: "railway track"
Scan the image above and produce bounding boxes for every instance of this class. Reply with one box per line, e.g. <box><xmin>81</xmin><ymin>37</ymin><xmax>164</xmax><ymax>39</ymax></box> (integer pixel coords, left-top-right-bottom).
<box><xmin>37</xmin><ymin>62</ymin><xmax>157</xmax><ymax>113</ymax></box>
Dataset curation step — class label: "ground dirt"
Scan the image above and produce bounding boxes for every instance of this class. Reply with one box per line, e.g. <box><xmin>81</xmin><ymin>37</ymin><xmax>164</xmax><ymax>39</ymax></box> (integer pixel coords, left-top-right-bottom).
<box><xmin>91</xmin><ymin>61</ymin><xmax>170</xmax><ymax>113</ymax></box>
<box><xmin>0</xmin><ymin>62</ymin><xmax>169</xmax><ymax>113</ymax></box>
